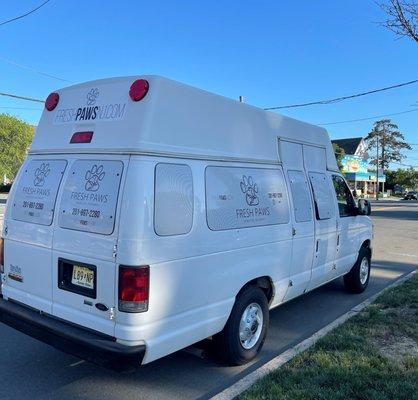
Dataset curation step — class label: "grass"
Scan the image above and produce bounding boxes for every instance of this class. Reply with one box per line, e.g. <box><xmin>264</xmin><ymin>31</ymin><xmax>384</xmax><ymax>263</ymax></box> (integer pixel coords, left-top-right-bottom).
<box><xmin>240</xmin><ymin>274</ymin><xmax>418</xmax><ymax>400</ymax></box>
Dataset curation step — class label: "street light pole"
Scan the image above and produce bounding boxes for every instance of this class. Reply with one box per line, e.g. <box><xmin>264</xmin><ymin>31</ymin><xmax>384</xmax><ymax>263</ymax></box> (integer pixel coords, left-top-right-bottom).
<box><xmin>376</xmin><ymin>130</ymin><xmax>379</xmax><ymax>201</ymax></box>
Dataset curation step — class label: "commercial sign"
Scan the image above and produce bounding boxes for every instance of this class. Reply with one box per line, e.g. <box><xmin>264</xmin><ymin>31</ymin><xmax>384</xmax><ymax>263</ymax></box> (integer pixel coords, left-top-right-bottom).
<box><xmin>12</xmin><ymin>160</ymin><xmax>67</xmax><ymax>226</ymax></box>
<box><xmin>341</xmin><ymin>155</ymin><xmax>368</xmax><ymax>174</ymax></box>
<box><xmin>59</xmin><ymin>160</ymin><xmax>123</xmax><ymax>235</ymax></box>
<box><xmin>205</xmin><ymin>166</ymin><xmax>290</xmax><ymax>231</ymax></box>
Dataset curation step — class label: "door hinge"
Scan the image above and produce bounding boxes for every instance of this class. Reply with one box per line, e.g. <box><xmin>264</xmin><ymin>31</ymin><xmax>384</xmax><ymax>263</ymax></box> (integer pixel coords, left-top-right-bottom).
<box><xmin>109</xmin><ymin>307</ymin><xmax>115</xmax><ymax>320</ymax></box>
<box><xmin>112</xmin><ymin>244</ymin><xmax>118</xmax><ymax>258</ymax></box>
<box><xmin>288</xmin><ymin>280</ymin><xmax>293</xmax><ymax>287</ymax></box>
<box><xmin>292</xmin><ymin>227</ymin><xmax>296</xmax><ymax>236</ymax></box>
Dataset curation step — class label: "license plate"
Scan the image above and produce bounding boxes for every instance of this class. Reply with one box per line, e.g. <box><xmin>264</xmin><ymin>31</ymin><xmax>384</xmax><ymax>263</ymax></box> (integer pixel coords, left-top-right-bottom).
<box><xmin>71</xmin><ymin>265</ymin><xmax>94</xmax><ymax>289</ymax></box>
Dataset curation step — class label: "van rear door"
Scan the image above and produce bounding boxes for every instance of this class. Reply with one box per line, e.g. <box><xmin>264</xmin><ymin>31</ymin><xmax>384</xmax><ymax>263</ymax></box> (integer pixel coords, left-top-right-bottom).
<box><xmin>52</xmin><ymin>156</ymin><xmax>127</xmax><ymax>336</ymax></box>
<box><xmin>3</xmin><ymin>158</ymin><xmax>67</xmax><ymax>313</ymax></box>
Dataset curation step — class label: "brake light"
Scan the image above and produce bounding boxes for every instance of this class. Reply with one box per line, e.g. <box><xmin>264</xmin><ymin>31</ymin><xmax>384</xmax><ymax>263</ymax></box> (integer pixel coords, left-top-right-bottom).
<box><xmin>0</xmin><ymin>238</ymin><xmax>4</xmax><ymax>274</ymax></box>
<box><xmin>118</xmin><ymin>266</ymin><xmax>149</xmax><ymax>313</ymax></box>
<box><xmin>45</xmin><ymin>92</ymin><xmax>59</xmax><ymax>111</ymax></box>
<box><xmin>129</xmin><ymin>79</ymin><xmax>149</xmax><ymax>102</ymax></box>
<box><xmin>70</xmin><ymin>131</ymin><xmax>93</xmax><ymax>143</ymax></box>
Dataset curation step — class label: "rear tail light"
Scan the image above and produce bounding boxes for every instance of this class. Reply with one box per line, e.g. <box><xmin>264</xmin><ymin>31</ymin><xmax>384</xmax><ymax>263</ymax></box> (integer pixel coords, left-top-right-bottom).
<box><xmin>0</xmin><ymin>238</ymin><xmax>4</xmax><ymax>274</ymax></box>
<box><xmin>118</xmin><ymin>266</ymin><xmax>149</xmax><ymax>313</ymax></box>
<box><xmin>129</xmin><ymin>79</ymin><xmax>149</xmax><ymax>102</ymax></box>
<box><xmin>70</xmin><ymin>131</ymin><xmax>94</xmax><ymax>143</ymax></box>
<box><xmin>45</xmin><ymin>92</ymin><xmax>59</xmax><ymax>111</ymax></box>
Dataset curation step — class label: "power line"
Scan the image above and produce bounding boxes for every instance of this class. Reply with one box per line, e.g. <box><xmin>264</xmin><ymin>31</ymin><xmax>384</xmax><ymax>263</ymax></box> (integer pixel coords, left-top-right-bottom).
<box><xmin>0</xmin><ymin>56</ymin><xmax>73</xmax><ymax>83</ymax></box>
<box><xmin>0</xmin><ymin>92</ymin><xmax>44</xmax><ymax>103</ymax></box>
<box><xmin>0</xmin><ymin>105</ymin><xmax>42</xmax><ymax>110</ymax></box>
<box><xmin>0</xmin><ymin>0</ymin><xmax>51</xmax><ymax>27</ymax></box>
<box><xmin>264</xmin><ymin>79</ymin><xmax>418</xmax><ymax>110</ymax></box>
<box><xmin>318</xmin><ymin>108</ymin><xmax>418</xmax><ymax>126</ymax></box>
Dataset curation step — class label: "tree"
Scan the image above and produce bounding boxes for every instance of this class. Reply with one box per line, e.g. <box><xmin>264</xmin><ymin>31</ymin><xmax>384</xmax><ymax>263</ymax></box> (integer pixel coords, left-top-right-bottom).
<box><xmin>0</xmin><ymin>114</ymin><xmax>34</xmax><ymax>181</ymax></box>
<box><xmin>386</xmin><ymin>167</ymin><xmax>418</xmax><ymax>189</ymax></box>
<box><xmin>332</xmin><ymin>142</ymin><xmax>345</xmax><ymax>172</ymax></box>
<box><xmin>365</xmin><ymin>119</ymin><xmax>411</xmax><ymax>171</ymax></box>
<box><xmin>379</xmin><ymin>0</ymin><xmax>418</xmax><ymax>43</ymax></box>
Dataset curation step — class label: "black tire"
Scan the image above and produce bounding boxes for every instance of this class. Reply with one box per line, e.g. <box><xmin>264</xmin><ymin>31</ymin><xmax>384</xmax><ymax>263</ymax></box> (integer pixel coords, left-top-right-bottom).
<box><xmin>214</xmin><ymin>285</ymin><xmax>269</xmax><ymax>366</ymax></box>
<box><xmin>344</xmin><ymin>247</ymin><xmax>371</xmax><ymax>293</ymax></box>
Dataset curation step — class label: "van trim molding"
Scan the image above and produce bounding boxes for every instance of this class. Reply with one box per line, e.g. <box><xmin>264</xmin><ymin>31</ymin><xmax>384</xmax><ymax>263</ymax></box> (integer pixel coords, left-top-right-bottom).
<box><xmin>28</xmin><ymin>149</ymin><xmax>280</xmax><ymax>165</ymax></box>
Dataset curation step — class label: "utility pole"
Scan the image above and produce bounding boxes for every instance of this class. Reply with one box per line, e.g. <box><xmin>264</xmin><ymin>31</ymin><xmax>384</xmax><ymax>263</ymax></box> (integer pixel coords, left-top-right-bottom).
<box><xmin>376</xmin><ymin>130</ymin><xmax>379</xmax><ymax>201</ymax></box>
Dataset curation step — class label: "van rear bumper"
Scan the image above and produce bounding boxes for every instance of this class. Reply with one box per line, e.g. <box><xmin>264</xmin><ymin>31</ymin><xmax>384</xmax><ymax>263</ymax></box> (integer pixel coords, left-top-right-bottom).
<box><xmin>0</xmin><ymin>298</ymin><xmax>145</xmax><ymax>370</ymax></box>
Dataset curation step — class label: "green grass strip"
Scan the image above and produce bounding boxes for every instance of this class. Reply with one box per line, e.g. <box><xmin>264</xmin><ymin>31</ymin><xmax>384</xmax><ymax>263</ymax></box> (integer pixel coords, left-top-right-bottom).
<box><xmin>240</xmin><ymin>274</ymin><xmax>418</xmax><ymax>400</ymax></box>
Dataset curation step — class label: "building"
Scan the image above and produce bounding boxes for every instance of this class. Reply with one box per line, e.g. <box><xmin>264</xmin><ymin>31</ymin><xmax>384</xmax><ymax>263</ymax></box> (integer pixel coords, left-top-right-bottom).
<box><xmin>332</xmin><ymin>137</ymin><xmax>386</xmax><ymax>197</ymax></box>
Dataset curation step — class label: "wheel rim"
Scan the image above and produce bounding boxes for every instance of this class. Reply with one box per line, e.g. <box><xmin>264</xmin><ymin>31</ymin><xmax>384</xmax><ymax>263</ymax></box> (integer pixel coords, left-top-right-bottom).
<box><xmin>239</xmin><ymin>302</ymin><xmax>263</xmax><ymax>350</ymax></box>
<box><xmin>359</xmin><ymin>257</ymin><xmax>369</xmax><ymax>285</ymax></box>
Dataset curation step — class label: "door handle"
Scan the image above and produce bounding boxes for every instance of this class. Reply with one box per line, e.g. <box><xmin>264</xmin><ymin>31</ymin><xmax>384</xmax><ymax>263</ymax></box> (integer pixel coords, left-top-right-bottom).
<box><xmin>316</xmin><ymin>239</ymin><xmax>320</xmax><ymax>252</ymax></box>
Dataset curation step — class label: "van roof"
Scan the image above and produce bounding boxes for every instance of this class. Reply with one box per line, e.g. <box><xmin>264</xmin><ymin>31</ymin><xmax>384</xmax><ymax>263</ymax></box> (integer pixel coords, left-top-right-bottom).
<box><xmin>31</xmin><ymin>75</ymin><xmax>338</xmax><ymax>170</ymax></box>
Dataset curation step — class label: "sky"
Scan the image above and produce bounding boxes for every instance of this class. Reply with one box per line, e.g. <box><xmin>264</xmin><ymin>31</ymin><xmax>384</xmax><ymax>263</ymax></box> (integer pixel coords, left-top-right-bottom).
<box><xmin>1</xmin><ymin>0</ymin><xmax>417</xmax><ymax>167</ymax></box>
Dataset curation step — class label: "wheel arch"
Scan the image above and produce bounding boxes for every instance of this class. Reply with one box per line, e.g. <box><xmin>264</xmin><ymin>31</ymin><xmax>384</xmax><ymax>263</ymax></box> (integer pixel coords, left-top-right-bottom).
<box><xmin>236</xmin><ymin>276</ymin><xmax>275</xmax><ymax>306</ymax></box>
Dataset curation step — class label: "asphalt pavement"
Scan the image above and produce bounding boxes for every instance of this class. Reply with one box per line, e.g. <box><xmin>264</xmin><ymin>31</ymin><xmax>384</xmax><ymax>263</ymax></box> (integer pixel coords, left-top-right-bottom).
<box><xmin>0</xmin><ymin>195</ymin><xmax>417</xmax><ymax>400</ymax></box>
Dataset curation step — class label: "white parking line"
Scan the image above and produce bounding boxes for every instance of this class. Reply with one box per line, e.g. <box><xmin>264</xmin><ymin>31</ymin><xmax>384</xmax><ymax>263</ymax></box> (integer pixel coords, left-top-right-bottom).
<box><xmin>210</xmin><ymin>269</ymin><xmax>417</xmax><ymax>400</ymax></box>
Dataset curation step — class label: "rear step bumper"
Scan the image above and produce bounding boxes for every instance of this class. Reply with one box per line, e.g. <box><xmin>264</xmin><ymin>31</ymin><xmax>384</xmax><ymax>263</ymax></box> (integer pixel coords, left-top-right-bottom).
<box><xmin>0</xmin><ymin>298</ymin><xmax>145</xmax><ymax>370</ymax></box>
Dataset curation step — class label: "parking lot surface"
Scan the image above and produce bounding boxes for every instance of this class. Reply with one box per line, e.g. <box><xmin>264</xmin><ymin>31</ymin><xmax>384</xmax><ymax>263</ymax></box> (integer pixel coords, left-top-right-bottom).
<box><xmin>0</xmin><ymin>196</ymin><xmax>417</xmax><ymax>400</ymax></box>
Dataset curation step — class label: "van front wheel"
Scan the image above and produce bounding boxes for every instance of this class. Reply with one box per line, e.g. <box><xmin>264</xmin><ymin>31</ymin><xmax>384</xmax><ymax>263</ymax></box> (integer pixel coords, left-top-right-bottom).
<box><xmin>344</xmin><ymin>247</ymin><xmax>371</xmax><ymax>293</ymax></box>
<box><xmin>214</xmin><ymin>286</ymin><xmax>269</xmax><ymax>365</ymax></box>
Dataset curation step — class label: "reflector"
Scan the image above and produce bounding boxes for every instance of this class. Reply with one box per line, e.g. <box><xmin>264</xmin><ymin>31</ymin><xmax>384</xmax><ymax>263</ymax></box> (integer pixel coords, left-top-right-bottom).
<box><xmin>45</xmin><ymin>92</ymin><xmax>59</xmax><ymax>111</ymax></box>
<box><xmin>129</xmin><ymin>79</ymin><xmax>149</xmax><ymax>102</ymax></box>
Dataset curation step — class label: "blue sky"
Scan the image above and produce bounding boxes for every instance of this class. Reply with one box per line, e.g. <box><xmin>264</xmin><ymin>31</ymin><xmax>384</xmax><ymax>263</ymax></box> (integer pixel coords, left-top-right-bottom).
<box><xmin>1</xmin><ymin>0</ymin><xmax>417</xmax><ymax>167</ymax></box>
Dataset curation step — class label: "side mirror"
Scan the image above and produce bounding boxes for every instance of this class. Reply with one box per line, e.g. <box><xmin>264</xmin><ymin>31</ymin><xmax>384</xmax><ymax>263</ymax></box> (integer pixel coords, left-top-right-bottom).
<box><xmin>357</xmin><ymin>199</ymin><xmax>371</xmax><ymax>216</ymax></box>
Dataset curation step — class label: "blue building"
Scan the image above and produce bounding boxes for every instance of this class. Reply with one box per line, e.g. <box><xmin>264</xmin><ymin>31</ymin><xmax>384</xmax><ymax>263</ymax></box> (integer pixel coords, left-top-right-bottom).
<box><xmin>332</xmin><ymin>137</ymin><xmax>386</xmax><ymax>198</ymax></box>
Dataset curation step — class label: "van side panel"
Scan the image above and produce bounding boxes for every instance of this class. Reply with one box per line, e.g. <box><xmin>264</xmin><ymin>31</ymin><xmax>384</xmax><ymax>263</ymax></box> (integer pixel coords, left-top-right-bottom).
<box><xmin>116</xmin><ymin>156</ymin><xmax>292</xmax><ymax>363</ymax></box>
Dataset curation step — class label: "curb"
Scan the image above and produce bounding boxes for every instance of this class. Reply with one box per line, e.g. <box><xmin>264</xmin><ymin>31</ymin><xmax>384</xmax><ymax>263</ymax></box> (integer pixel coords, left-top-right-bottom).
<box><xmin>210</xmin><ymin>269</ymin><xmax>417</xmax><ymax>400</ymax></box>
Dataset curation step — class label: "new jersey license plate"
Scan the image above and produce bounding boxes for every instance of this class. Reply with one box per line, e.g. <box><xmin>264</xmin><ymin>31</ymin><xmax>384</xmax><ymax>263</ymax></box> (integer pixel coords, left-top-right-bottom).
<box><xmin>71</xmin><ymin>265</ymin><xmax>94</xmax><ymax>289</ymax></box>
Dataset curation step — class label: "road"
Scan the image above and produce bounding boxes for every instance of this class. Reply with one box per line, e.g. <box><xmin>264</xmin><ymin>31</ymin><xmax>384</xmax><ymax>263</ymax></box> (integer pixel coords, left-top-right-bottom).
<box><xmin>0</xmin><ymin>196</ymin><xmax>417</xmax><ymax>400</ymax></box>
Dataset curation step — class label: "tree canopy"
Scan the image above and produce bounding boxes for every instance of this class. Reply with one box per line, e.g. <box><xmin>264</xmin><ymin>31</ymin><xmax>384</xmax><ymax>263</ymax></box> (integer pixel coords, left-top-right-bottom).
<box><xmin>379</xmin><ymin>1</ymin><xmax>418</xmax><ymax>43</ymax></box>
<box><xmin>332</xmin><ymin>142</ymin><xmax>345</xmax><ymax>171</ymax></box>
<box><xmin>0</xmin><ymin>114</ymin><xmax>34</xmax><ymax>181</ymax></box>
<box><xmin>365</xmin><ymin>119</ymin><xmax>411</xmax><ymax>171</ymax></box>
<box><xmin>386</xmin><ymin>167</ymin><xmax>418</xmax><ymax>190</ymax></box>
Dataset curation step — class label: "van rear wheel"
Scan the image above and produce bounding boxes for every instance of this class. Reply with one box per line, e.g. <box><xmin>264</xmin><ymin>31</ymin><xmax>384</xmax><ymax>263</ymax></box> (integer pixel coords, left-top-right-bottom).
<box><xmin>214</xmin><ymin>286</ymin><xmax>269</xmax><ymax>365</ymax></box>
<box><xmin>344</xmin><ymin>247</ymin><xmax>371</xmax><ymax>293</ymax></box>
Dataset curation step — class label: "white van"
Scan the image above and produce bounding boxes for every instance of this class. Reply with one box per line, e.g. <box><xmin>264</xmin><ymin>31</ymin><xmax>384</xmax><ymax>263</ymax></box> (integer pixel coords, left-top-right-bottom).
<box><xmin>0</xmin><ymin>76</ymin><xmax>372</xmax><ymax>368</ymax></box>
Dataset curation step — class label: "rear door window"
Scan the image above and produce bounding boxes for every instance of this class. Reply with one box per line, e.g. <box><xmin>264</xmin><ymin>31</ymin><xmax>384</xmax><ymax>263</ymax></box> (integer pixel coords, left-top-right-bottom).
<box><xmin>308</xmin><ymin>172</ymin><xmax>335</xmax><ymax>220</ymax></box>
<box><xmin>58</xmin><ymin>160</ymin><xmax>123</xmax><ymax>235</ymax></box>
<box><xmin>12</xmin><ymin>159</ymin><xmax>67</xmax><ymax>226</ymax></box>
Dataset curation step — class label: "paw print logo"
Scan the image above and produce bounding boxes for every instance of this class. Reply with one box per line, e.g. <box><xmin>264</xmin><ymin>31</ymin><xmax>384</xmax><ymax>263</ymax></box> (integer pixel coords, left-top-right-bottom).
<box><xmin>33</xmin><ymin>163</ymin><xmax>50</xmax><ymax>187</ymax></box>
<box><xmin>84</xmin><ymin>165</ymin><xmax>105</xmax><ymax>192</ymax></box>
<box><xmin>240</xmin><ymin>175</ymin><xmax>259</xmax><ymax>206</ymax></box>
<box><xmin>86</xmin><ymin>88</ymin><xmax>99</xmax><ymax>106</ymax></box>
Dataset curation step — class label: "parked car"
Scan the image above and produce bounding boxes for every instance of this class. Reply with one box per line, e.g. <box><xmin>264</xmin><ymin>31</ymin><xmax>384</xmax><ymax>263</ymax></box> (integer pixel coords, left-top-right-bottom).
<box><xmin>0</xmin><ymin>76</ymin><xmax>373</xmax><ymax>369</ymax></box>
<box><xmin>403</xmin><ymin>191</ymin><xmax>418</xmax><ymax>200</ymax></box>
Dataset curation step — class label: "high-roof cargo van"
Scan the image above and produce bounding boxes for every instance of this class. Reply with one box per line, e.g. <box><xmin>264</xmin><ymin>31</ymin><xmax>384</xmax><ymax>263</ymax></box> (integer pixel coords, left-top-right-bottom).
<box><xmin>0</xmin><ymin>76</ymin><xmax>372</xmax><ymax>368</ymax></box>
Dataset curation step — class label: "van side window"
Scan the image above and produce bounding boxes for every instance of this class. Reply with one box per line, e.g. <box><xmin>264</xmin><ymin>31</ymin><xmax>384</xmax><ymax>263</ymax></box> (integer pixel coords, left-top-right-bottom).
<box><xmin>287</xmin><ymin>170</ymin><xmax>312</xmax><ymax>222</ymax></box>
<box><xmin>205</xmin><ymin>166</ymin><xmax>290</xmax><ymax>231</ymax></box>
<box><xmin>154</xmin><ymin>163</ymin><xmax>193</xmax><ymax>236</ymax></box>
<box><xmin>308</xmin><ymin>172</ymin><xmax>335</xmax><ymax>220</ymax></box>
<box><xmin>332</xmin><ymin>175</ymin><xmax>356</xmax><ymax>217</ymax></box>
<box><xmin>12</xmin><ymin>159</ymin><xmax>67</xmax><ymax>226</ymax></box>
